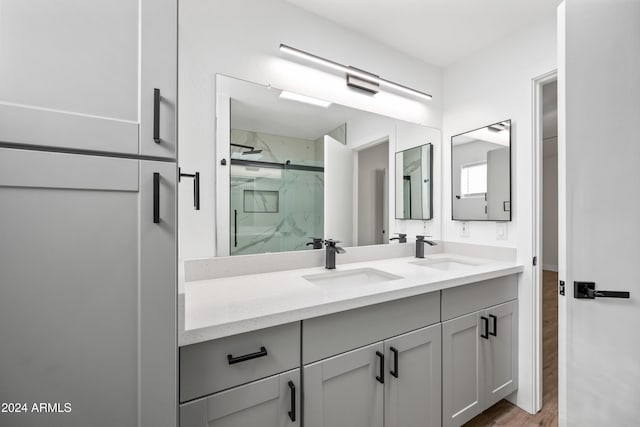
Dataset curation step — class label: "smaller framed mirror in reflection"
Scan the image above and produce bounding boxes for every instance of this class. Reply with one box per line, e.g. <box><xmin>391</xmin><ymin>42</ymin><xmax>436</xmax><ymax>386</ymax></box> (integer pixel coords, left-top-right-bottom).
<box><xmin>395</xmin><ymin>143</ymin><xmax>433</xmax><ymax>220</ymax></box>
<box><xmin>451</xmin><ymin>120</ymin><xmax>511</xmax><ymax>221</ymax></box>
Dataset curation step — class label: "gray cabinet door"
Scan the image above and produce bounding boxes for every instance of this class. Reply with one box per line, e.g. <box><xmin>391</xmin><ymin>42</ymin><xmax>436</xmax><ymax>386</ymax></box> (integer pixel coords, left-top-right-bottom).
<box><xmin>442</xmin><ymin>311</ymin><xmax>485</xmax><ymax>427</ymax></box>
<box><xmin>385</xmin><ymin>324</ymin><xmax>442</xmax><ymax>427</ymax></box>
<box><xmin>0</xmin><ymin>149</ymin><xmax>176</xmax><ymax>427</ymax></box>
<box><xmin>0</xmin><ymin>0</ymin><xmax>176</xmax><ymax>157</ymax></box>
<box><xmin>180</xmin><ymin>369</ymin><xmax>300</xmax><ymax>427</ymax></box>
<box><xmin>304</xmin><ymin>342</ymin><xmax>384</xmax><ymax>427</ymax></box>
<box><xmin>483</xmin><ymin>300</ymin><xmax>518</xmax><ymax>407</ymax></box>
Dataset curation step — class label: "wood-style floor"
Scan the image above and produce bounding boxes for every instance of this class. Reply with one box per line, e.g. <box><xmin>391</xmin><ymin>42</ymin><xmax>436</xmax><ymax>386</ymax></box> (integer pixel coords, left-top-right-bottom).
<box><xmin>463</xmin><ymin>270</ymin><xmax>558</xmax><ymax>427</ymax></box>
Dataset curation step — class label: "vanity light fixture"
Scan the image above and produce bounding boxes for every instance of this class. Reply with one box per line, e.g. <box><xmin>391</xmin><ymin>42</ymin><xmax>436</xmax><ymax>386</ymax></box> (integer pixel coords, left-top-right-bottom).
<box><xmin>279</xmin><ymin>44</ymin><xmax>433</xmax><ymax>101</ymax></box>
<box><xmin>279</xmin><ymin>90</ymin><xmax>332</xmax><ymax>108</ymax></box>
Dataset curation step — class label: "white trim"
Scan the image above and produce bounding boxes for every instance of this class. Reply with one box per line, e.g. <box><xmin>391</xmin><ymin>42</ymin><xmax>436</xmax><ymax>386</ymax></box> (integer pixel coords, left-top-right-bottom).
<box><xmin>531</xmin><ymin>68</ymin><xmax>558</xmax><ymax>415</ymax></box>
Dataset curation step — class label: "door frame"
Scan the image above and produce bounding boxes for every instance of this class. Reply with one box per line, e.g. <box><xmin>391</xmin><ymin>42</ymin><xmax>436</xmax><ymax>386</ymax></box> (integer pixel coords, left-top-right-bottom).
<box><xmin>531</xmin><ymin>68</ymin><xmax>558</xmax><ymax>415</ymax></box>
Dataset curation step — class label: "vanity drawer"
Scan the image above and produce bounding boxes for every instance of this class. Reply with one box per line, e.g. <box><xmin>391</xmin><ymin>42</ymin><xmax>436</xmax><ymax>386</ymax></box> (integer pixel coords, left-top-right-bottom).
<box><xmin>180</xmin><ymin>322</ymin><xmax>300</xmax><ymax>402</ymax></box>
<box><xmin>441</xmin><ymin>274</ymin><xmax>518</xmax><ymax>321</ymax></box>
<box><xmin>302</xmin><ymin>292</ymin><xmax>440</xmax><ymax>364</ymax></box>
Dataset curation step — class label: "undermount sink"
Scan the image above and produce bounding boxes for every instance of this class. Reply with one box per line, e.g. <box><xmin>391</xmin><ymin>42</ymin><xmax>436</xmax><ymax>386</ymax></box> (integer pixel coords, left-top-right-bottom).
<box><xmin>411</xmin><ymin>257</ymin><xmax>484</xmax><ymax>271</ymax></box>
<box><xmin>303</xmin><ymin>268</ymin><xmax>403</xmax><ymax>288</ymax></box>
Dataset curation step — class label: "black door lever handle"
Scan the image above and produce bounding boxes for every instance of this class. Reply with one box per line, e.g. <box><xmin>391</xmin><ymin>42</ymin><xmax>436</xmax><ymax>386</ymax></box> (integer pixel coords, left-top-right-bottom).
<box><xmin>574</xmin><ymin>281</ymin><xmax>630</xmax><ymax>299</ymax></box>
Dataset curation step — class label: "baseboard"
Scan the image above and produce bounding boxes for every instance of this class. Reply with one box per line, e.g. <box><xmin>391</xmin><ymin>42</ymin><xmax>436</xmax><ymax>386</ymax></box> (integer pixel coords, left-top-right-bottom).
<box><xmin>542</xmin><ymin>264</ymin><xmax>558</xmax><ymax>272</ymax></box>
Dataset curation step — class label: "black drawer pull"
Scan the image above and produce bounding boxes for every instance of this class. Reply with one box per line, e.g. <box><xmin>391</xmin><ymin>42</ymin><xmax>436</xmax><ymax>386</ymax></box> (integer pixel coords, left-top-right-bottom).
<box><xmin>287</xmin><ymin>381</ymin><xmax>296</xmax><ymax>422</ymax></box>
<box><xmin>390</xmin><ymin>347</ymin><xmax>399</xmax><ymax>378</ymax></box>
<box><xmin>489</xmin><ymin>314</ymin><xmax>497</xmax><ymax>336</ymax></box>
<box><xmin>227</xmin><ymin>346</ymin><xmax>268</xmax><ymax>365</ymax></box>
<box><xmin>375</xmin><ymin>351</ymin><xmax>385</xmax><ymax>384</ymax></box>
<box><xmin>153</xmin><ymin>88</ymin><xmax>161</xmax><ymax>143</ymax></box>
<box><xmin>153</xmin><ymin>172</ymin><xmax>160</xmax><ymax>224</ymax></box>
<box><xmin>480</xmin><ymin>316</ymin><xmax>489</xmax><ymax>339</ymax></box>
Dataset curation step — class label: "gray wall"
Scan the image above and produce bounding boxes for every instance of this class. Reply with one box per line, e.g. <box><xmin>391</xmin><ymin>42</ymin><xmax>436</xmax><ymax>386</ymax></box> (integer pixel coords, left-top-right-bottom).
<box><xmin>358</xmin><ymin>141</ymin><xmax>389</xmax><ymax>246</ymax></box>
<box><xmin>542</xmin><ymin>80</ymin><xmax>558</xmax><ymax>271</ymax></box>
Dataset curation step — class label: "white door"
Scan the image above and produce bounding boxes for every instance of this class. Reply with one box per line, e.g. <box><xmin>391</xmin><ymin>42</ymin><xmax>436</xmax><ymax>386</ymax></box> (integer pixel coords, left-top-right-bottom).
<box><xmin>324</xmin><ymin>135</ymin><xmax>354</xmax><ymax>246</ymax></box>
<box><xmin>304</xmin><ymin>342</ymin><xmax>384</xmax><ymax>427</ymax></box>
<box><xmin>385</xmin><ymin>324</ymin><xmax>441</xmax><ymax>427</ymax></box>
<box><xmin>559</xmin><ymin>0</ymin><xmax>640</xmax><ymax>425</ymax></box>
<box><xmin>0</xmin><ymin>0</ymin><xmax>176</xmax><ymax>157</ymax></box>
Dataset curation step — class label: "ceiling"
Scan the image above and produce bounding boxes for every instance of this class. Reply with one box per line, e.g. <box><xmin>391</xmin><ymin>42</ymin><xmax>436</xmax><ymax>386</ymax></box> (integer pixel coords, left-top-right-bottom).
<box><xmin>285</xmin><ymin>0</ymin><xmax>561</xmax><ymax>66</ymax></box>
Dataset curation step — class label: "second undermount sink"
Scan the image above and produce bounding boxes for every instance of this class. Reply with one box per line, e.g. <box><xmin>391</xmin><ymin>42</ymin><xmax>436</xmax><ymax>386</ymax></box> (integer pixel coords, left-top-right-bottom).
<box><xmin>303</xmin><ymin>268</ymin><xmax>403</xmax><ymax>288</ymax></box>
<box><xmin>411</xmin><ymin>256</ymin><xmax>484</xmax><ymax>271</ymax></box>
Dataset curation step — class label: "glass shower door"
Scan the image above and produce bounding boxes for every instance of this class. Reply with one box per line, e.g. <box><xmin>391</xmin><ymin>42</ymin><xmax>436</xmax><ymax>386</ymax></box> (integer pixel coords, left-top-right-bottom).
<box><xmin>230</xmin><ymin>164</ymin><xmax>285</xmax><ymax>256</ymax></box>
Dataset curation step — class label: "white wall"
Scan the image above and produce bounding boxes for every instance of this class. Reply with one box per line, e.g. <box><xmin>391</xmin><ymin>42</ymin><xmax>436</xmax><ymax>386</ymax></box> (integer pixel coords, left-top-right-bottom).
<box><xmin>442</xmin><ymin>15</ymin><xmax>557</xmax><ymax>413</ymax></box>
<box><xmin>179</xmin><ymin>0</ymin><xmax>442</xmax><ymax>258</ymax></box>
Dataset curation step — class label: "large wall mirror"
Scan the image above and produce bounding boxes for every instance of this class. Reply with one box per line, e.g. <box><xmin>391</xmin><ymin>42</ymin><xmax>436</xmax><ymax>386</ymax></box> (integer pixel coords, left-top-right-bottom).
<box><xmin>216</xmin><ymin>75</ymin><xmax>437</xmax><ymax>256</ymax></box>
<box><xmin>451</xmin><ymin>120</ymin><xmax>511</xmax><ymax>221</ymax></box>
<box><xmin>395</xmin><ymin>144</ymin><xmax>433</xmax><ymax>220</ymax></box>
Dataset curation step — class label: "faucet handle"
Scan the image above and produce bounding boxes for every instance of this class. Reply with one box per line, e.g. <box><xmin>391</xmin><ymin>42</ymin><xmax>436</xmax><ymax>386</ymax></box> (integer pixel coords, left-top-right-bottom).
<box><xmin>324</xmin><ymin>239</ymin><xmax>342</xmax><ymax>246</ymax></box>
<box><xmin>306</xmin><ymin>237</ymin><xmax>324</xmax><ymax>249</ymax></box>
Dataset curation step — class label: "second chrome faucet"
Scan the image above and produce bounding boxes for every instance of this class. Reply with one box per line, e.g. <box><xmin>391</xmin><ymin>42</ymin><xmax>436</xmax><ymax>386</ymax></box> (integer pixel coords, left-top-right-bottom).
<box><xmin>324</xmin><ymin>239</ymin><xmax>346</xmax><ymax>269</ymax></box>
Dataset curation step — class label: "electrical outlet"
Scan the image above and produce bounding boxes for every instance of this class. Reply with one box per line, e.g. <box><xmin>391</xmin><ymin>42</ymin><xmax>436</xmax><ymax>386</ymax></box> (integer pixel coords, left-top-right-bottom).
<box><xmin>496</xmin><ymin>222</ymin><xmax>508</xmax><ymax>240</ymax></box>
<box><xmin>423</xmin><ymin>221</ymin><xmax>430</xmax><ymax>235</ymax></box>
<box><xmin>460</xmin><ymin>221</ymin><xmax>470</xmax><ymax>238</ymax></box>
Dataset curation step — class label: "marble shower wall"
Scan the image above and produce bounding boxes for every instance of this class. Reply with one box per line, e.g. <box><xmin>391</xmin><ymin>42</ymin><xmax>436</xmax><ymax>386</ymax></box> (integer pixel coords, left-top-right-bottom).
<box><xmin>230</xmin><ymin>129</ymin><xmax>325</xmax><ymax>255</ymax></box>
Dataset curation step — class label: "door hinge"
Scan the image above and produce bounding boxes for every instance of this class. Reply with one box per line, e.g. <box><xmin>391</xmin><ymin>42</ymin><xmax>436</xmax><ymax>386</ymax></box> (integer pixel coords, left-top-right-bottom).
<box><xmin>532</xmin><ymin>256</ymin><xmax>537</xmax><ymax>266</ymax></box>
<box><xmin>559</xmin><ymin>280</ymin><xmax>565</xmax><ymax>296</ymax></box>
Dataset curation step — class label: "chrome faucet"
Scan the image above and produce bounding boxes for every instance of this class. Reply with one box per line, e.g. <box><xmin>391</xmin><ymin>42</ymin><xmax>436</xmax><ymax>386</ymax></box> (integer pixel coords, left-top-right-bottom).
<box><xmin>389</xmin><ymin>233</ymin><xmax>407</xmax><ymax>243</ymax></box>
<box><xmin>324</xmin><ymin>239</ymin><xmax>346</xmax><ymax>269</ymax></box>
<box><xmin>415</xmin><ymin>235</ymin><xmax>437</xmax><ymax>258</ymax></box>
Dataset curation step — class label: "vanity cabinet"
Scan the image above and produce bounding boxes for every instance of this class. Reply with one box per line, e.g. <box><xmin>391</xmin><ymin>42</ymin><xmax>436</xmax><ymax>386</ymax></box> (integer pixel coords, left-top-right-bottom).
<box><xmin>180</xmin><ymin>369</ymin><xmax>300</xmax><ymax>427</ymax></box>
<box><xmin>442</xmin><ymin>300</ymin><xmax>518</xmax><ymax>427</ymax></box>
<box><xmin>0</xmin><ymin>0</ymin><xmax>176</xmax><ymax>158</ymax></box>
<box><xmin>304</xmin><ymin>324</ymin><xmax>442</xmax><ymax>427</ymax></box>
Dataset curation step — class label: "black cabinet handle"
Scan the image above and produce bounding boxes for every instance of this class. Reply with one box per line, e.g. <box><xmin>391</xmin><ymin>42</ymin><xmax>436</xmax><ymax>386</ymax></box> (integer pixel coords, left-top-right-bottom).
<box><xmin>390</xmin><ymin>347</ymin><xmax>399</xmax><ymax>378</ymax></box>
<box><xmin>153</xmin><ymin>88</ymin><xmax>161</xmax><ymax>143</ymax></box>
<box><xmin>153</xmin><ymin>173</ymin><xmax>160</xmax><ymax>224</ymax></box>
<box><xmin>287</xmin><ymin>381</ymin><xmax>296</xmax><ymax>422</ymax></box>
<box><xmin>375</xmin><ymin>351</ymin><xmax>385</xmax><ymax>384</ymax></box>
<box><xmin>179</xmin><ymin>168</ymin><xmax>200</xmax><ymax>210</ymax></box>
<box><xmin>480</xmin><ymin>316</ymin><xmax>489</xmax><ymax>339</ymax></box>
<box><xmin>489</xmin><ymin>314</ymin><xmax>497</xmax><ymax>336</ymax></box>
<box><xmin>227</xmin><ymin>346</ymin><xmax>268</xmax><ymax>365</ymax></box>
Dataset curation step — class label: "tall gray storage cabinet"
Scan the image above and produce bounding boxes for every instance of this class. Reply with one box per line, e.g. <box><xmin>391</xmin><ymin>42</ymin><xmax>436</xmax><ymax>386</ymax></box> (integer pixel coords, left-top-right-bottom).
<box><xmin>0</xmin><ymin>0</ymin><xmax>177</xmax><ymax>425</ymax></box>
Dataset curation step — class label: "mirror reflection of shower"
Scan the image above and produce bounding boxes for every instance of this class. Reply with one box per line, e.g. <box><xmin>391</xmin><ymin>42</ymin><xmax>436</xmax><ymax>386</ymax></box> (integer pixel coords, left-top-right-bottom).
<box><xmin>229</xmin><ymin>128</ymin><xmax>328</xmax><ymax>256</ymax></box>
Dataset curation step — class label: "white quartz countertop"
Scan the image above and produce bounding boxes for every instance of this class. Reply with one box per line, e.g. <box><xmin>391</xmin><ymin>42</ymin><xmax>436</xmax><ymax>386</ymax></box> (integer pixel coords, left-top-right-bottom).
<box><xmin>180</xmin><ymin>253</ymin><xmax>523</xmax><ymax>346</ymax></box>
